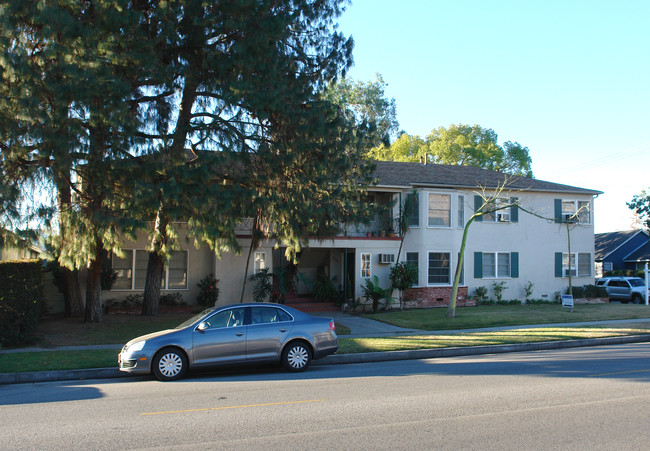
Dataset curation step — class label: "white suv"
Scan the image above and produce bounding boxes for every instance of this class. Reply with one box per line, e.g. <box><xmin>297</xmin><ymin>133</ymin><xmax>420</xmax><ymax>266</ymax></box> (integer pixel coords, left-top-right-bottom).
<box><xmin>596</xmin><ymin>277</ymin><xmax>647</xmax><ymax>304</ymax></box>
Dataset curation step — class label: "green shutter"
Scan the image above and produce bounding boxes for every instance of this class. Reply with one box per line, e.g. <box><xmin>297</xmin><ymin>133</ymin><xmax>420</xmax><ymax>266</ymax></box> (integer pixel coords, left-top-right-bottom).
<box><xmin>510</xmin><ymin>252</ymin><xmax>519</xmax><ymax>278</ymax></box>
<box><xmin>555</xmin><ymin>252</ymin><xmax>563</xmax><ymax>277</ymax></box>
<box><xmin>474</xmin><ymin>196</ymin><xmax>483</xmax><ymax>222</ymax></box>
<box><xmin>554</xmin><ymin>199</ymin><xmax>562</xmax><ymax>223</ymax></box>
<box><xmin>510</xmin><ymin>197</ymin><xmax>519</xmax><ymax>223</ymax></box>
<box><xmin>474</xmin><ymin>252</ymin><xmax>483</xmax><ymax>278</ymax></box>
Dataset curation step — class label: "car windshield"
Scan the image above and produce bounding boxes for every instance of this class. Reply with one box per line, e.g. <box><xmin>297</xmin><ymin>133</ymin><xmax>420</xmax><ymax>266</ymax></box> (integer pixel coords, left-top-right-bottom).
<box><xmin>175</xmin><ymin>307</ymin><xmax>216</xmax><ymax>329</ymax></box>
<box><xmin>629</xmin><ymin>279</ymin><xmax>645</xmax><ymax>287</ymax></box>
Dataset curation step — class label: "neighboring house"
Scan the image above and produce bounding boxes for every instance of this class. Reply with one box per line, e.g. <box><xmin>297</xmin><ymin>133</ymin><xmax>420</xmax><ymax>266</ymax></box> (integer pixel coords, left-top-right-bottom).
<box><xmin>0</xmin><ymin>234</ymin><xmax>41</xmax><ymax>262</ymax></box>
<box><xmin>107</xmin><ymin>160</ymin><xmax>602</xmax><ymax>307</ymax></box>
<box><xmin>595</xmin><ymin>229</ymin><xmax>650</xmax><ymax>277</ymax></box>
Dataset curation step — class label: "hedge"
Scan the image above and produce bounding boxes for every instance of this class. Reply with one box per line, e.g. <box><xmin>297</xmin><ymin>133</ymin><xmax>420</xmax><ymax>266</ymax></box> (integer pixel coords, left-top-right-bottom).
<box><xmin>0</xmin><ymin>260</ymin><xmax>44</xmax><ymax>347</ymax></box>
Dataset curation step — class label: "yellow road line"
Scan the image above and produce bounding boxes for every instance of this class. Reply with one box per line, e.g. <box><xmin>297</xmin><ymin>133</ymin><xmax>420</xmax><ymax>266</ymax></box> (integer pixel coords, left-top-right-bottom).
<box><xmin>589</xmin><ymin>369</ymin><xmax>650</xmax><ymax>377</ymax></box>
<box><xmin>141</xmin><ymin>399</ymin><xmax>325</xmax><ymax>416</ymax></box>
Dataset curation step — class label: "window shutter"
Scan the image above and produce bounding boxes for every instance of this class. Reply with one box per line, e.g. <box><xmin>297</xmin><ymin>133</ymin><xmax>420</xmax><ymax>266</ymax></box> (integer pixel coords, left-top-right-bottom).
<box><xmin>474</xmin><ymin>252</ymin><xmax>483</xmax><ymax>278</ymax></box>
<box><xmin>474</xmin><ymin>196</ymin><xmax>483</xmax><ymax>222</ymax></box>
<box><xmin>510</xmin><ymin>197</ymin><xmax>519</xmax><ymax>223</ymax></box>
<box><xmin>510</xmin><ymin>252</ymin><xmax>519</xmax><ymax>278</ymax></box>
<box><xmin>554</xmin><ymin>252</ymin><xmax>563</xmax><ymax>277</ymax></box>
<box><xmin>554</xmin><ymin>199</ymin><xmax>562</xmax><ymax>223</ymax></box>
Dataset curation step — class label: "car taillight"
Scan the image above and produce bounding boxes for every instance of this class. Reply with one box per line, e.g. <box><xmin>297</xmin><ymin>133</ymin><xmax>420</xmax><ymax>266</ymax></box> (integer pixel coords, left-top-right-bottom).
<box><xmin>329</xmin><ymin>321</ymin><xmax>335</xmax><ymax>331</ymax></box>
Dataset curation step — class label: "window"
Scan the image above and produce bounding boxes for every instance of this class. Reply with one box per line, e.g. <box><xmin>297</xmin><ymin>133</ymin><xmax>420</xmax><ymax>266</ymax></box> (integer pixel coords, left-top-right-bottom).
<box><xmin>205</xmin><ymin>307</ymin><xmax>245</xmax><ymax>329</ymax></box>
<box><xmin>406</xmin><ymin>252</ymin><xmax>419</xmax><ymax>287</ymax></box>
<box><xmin>428</xmin><ymin>193</ymin><xmax>451</xmax><ymax>227</ymax></box>
<box><xmin>474</xmin><ymin>252</ymin><xmax>519</xmax><ymax>279</ymax></box>
<box><xmin>458</xmin><ymin>195</ymin><xmax>465</xmax><ymax>228</ymax></box>
<box><xmin>482</xmin><ymin>198</ymin><xmax>511</xmax><ymax>222</ymax></box>
<box><xmin>556</xmin><ymin>252</ymin><xmax>591</xmax><ymax>277</ymax></box>
<box><xmin>556</xmin><ymin>199</ymin><xmax>591</xmax><ymax>224</ymax></box>
<box><xmin>112</xmin><ymin>249</ymin><xmax>188</xmax><ymax>290</ymax></box>
<box><xmin>482</xmin><ymin>252</ymin><xmax>511</xmax><ymax>278</ymax></box>
<box><xmin>428</xmin><ymin>252</ymin><xmax>451</xmax><ymax>284</ymax></box>
<box><xmin>361</xmin><ymin>253</ymin><xmax>371</xmax><ymax>278</ymax></box>
<box><xmin>251</xmin><ymin>306</ymin><xmax>292</xmax><ymax>324</ymax></box>
<box><xmin>254</xmin><ymin>252</ymin><xmax>266</xmax><ymax>273</ymax></box>
<box><xmin>407</xmin><ymin>192</ymin><xmax>420</xmax><ymax>227</ymax></box>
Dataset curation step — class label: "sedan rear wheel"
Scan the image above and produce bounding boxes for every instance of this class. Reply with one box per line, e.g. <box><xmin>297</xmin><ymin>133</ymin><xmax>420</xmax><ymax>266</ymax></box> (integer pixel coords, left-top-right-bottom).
<box><xmin>282</xmin><ymin>341</ymin><xmax>312</xmax><ymax>372</ymax></box>
<box><xmin>153</xmin><ymin>348</ymin><xmax>188</xmax><ymax>381</ymax></box>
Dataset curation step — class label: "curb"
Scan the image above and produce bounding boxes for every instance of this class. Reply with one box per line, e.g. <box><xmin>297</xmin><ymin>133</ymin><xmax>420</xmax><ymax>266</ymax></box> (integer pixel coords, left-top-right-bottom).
<box><xmin>2</xmin><ymin>334</ymin><xmax>650</xmax><ymax>385</ymax></box>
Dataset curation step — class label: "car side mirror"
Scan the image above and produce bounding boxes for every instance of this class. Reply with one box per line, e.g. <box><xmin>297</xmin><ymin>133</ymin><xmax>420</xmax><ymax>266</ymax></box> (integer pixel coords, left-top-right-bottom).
<box><xmin>197</xmin><ymin>322</ymin><xmax>208</xmax><ymax>332</ymax></box>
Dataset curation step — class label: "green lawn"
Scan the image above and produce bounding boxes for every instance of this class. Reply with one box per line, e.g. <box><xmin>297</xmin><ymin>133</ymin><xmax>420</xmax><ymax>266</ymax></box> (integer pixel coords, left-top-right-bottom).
<box><xmin>362</xmin><ymin>304</ymin><xmax>650</xmax><ymax>330</ymax></box>
<box><xmin>3</xmin><ymin>304</ymin><xmax>650</xmax><ymax>374</ymax></box>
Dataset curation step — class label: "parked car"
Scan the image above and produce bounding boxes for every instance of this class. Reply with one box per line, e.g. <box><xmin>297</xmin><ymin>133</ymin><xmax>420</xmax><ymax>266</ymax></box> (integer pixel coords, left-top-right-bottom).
<box><xmin>595</xmin><ymin>277</ymin><xmax>648</xmax><ymax>304</ymax></box>
<box><xmin>118</xmin><ymin>303</ymin><xmax>338</xmax><ymax>381</ymax></box>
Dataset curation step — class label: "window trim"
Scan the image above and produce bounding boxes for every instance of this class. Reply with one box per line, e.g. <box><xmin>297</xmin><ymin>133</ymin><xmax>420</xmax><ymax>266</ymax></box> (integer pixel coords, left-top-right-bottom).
<box><xmin>405</xmin><ymin>251</ymin><xmax>420</xmax><ymax>287</ymax></box>
<box><xmin>360</xmin><ymin>253</ymin><xmax>371</xmax><ymax>279</ymax></box>
<box><xmin>427</xmin><ymin>251</ymin><xmax>452</xmax><ymax>286</ymax></box>
<box><xmin>560</xmin><ymin>252</ymin><xmax>592</xmax><ymax>278</ymax></box>
<box><xmin>427</xmin><ymin>193</ymin><xmax>452</xmax><ymax>228</ymax></box>
<box><xmin>481</xmin><ymin>252</ymin><xmax>512</xmax><ymax>279</ymax></box>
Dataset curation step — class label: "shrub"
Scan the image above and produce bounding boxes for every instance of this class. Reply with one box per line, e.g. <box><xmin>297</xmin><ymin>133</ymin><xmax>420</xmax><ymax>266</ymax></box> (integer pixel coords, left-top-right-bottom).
<box><xmin>569</xmin><ymin>284</ymin><xmax>607</xmax><ymax>298</ymax></box>
<box><xmin>313</xmin><ymin>273</ymin><xmax>338</xmax><ymax>303</ymax></box>
<box><xmin>197</xmin><ymin>274</ymin><xmax>219</xmax><ymax>306</ymax></box>
<box><xmin>0</xmin><ymin>260</ymin><xmax>44</xmax><ymax>346</ymax></box>
<box><xmin>389</xmin><ymin>262</ymin><xmax>418</xmax><ymax>291</ymax></box>
<box><xmin>524</xmin><ymin>281</ymin><xmax>534</xmax><ymax>302</ymax></box>
<box><xmin>492</xmin><ymin>281</ymin><xmax>508</xmax><ymax>303</ymax></box>
<box><xmin>473</xmin><ymin>286</ymin><xmax>488</xmax><ymax>303</ymax></box>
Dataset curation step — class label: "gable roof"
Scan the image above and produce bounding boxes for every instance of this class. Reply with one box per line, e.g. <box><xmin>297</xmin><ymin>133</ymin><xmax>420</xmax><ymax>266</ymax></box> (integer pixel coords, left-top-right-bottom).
<box><xmin>372</xmin><ymin>160</ymin><xmax>602</xmax><ymax>195</ymax></box>
<box><xmin>595</xmin><ymin>229</ymin><xmax>649</xmax><ymax>260</ymax></box>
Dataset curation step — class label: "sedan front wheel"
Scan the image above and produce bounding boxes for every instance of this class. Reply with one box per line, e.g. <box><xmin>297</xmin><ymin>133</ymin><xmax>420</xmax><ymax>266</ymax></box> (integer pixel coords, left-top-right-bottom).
<box><xmin>282</xmin><ymin>341</ymin><xmax>312</xmax><ymax>372</ymax></box>
<box><xmin>152</xmin><ymin>347</ymin><xmax>188</xmax><ymax>381</ymax></box>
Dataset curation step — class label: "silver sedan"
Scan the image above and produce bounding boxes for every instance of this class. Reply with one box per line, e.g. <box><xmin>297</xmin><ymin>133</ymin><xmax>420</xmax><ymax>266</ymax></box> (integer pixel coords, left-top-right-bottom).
<box><xmin>118</xmin><ymin>303</ymin><xmax>338</xmax><ymax>381</ymax></box>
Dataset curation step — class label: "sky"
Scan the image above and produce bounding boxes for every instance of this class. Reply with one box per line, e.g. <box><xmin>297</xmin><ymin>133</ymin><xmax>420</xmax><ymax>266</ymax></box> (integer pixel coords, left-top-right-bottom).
<box><xmin>336</xmin><ymin>0</ymin><xmax>650</xmax><ymax>233</ymax></box>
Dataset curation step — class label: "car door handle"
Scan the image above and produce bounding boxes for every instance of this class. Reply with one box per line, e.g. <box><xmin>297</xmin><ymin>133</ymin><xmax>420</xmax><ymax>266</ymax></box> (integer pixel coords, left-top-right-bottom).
<box><xmin>235</xmin><ymin>332</ymin><xmax>245</xmax><ymax>336</ymax></box>
<box><xmin>279</xmin><ymin>328</ymin><xmax>288</xmax><ymax>333</ymax></box>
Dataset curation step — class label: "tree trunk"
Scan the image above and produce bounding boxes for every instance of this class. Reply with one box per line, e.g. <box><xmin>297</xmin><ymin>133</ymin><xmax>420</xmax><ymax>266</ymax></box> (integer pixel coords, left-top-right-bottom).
<box><xmin>55</xmin><ymin>169</ymin><xmax>84</xmax><ymax>317</ymax></box>
<box><xmin>142</xmin><ymin>251</ymin><xmax>164</xmax><ymax>316</ymax></box>
<box><xmin>84</xmin><ymin>252</ymin><xmax>103</xmax><ymax>323</ymax></box>
<box><xmin>62</xmin><ymin>267</ymin><xmax>84</xmax><ymax>318</ymax></box>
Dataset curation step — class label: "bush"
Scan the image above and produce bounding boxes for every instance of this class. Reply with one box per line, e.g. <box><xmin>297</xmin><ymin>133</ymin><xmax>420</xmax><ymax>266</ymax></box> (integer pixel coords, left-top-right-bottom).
<box><xmin>313</xmin><ymin>273</ymin><xmax>338</xmax><ymax>303</ymax></box>
<box><xmin>197</xmin><ymin>274</ymin><xmax>219</xmax><ymax>306</ymax></box>
<box><xmin>389</xmin><ymin>262</ymin><xmax>418</xmax><ymax>291</ymax></box>
<box><xmin>0</xmin><ymin>260</ymin><xmax>44</xmax><ymax>346</ymax></box>
<box><xmin>473</xmin><ymin>286</ymin><xmax>488</xmax><ymax>303</ymax></box>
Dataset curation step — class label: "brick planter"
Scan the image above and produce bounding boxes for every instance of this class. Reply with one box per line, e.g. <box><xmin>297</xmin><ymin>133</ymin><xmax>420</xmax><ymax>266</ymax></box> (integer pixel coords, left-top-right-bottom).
<box><xmin>402</xmin><ymin>286</ymin><xmax>474</xmax><ymax>309</ymax></box>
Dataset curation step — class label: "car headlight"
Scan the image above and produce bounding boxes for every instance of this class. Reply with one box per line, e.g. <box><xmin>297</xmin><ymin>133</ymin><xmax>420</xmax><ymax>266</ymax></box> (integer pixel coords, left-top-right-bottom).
<box><xmin>127</xmin><ymin>340</ymin><xmax>146</xmax><ymax>352</ymax></box>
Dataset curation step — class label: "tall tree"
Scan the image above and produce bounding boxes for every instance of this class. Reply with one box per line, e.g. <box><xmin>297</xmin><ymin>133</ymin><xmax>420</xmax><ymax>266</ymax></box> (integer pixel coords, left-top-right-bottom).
<box><xmin>370</xmin><ymin>124</ymin><xmax>534</xmax><ymax>178</ymax></box>
<box><xmin>0</xmin><ymin>1</ymin><xmax>151</xmax><ymax>321</ymax></box>
<box><xmin>325</xmin><ymin>73</ymin><xmax>399</xmax><ymax>147</ymax></box>
<box><xmin>628</xmin><ymin>189</ymin><xmax>650</xmax><ymax>231</ymax></box>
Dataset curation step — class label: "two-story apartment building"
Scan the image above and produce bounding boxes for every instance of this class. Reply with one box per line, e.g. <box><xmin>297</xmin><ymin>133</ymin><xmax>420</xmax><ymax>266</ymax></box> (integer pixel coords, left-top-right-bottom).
<box><xmin>108</xmin><ymin>160</ymin><xmax>601</xmax><ymax>307</ymax></box>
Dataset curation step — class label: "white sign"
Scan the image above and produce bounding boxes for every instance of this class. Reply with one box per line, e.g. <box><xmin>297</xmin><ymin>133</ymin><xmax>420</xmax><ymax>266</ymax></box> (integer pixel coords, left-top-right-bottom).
<box><xmin>561</xmin><ymin>294</ymin><xmax>574</xmax><ymax>308</ymax></box>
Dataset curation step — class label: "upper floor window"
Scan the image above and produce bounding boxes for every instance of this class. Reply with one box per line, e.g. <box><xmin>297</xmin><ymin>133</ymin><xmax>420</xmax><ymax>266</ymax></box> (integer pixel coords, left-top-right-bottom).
<box><xmin>428</xmin><ymin>193</ymin><xmax>451</xmax><ymax>227</ymax></box>
<box><xmin>556</xmin><ymin>199</ymin><xmax>591</xmax><ymax>224</ymax></box>
<box><xmin>458</xmin><ymin>195</ymin><xmax>465</xmax><ymax>228</ymax></box>
<box><xmin>474</xmin><ymin>196</ymin><xmax>518</xmax><ymax>223</ymax></box>
<box><xmin>407</xmin><ymin>192</ymin><xmax>420</xmax><ymax>228</ymax></box>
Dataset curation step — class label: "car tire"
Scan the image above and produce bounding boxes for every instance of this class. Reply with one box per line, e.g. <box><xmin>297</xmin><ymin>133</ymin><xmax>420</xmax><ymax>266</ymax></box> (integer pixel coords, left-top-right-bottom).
<box><xmin>152</xmin><ymin>347</ymin><xmax>188</xmax><ymax>381</ymax></box>
<box><xmin>282</xmin><ymin>341</ymin><xmax>312</xmax><ymax>372</ymax></box>
<box><xmin>631</xmin><ymin>293</ymin><xmax>642</xmax><ymax>304</ymax></box>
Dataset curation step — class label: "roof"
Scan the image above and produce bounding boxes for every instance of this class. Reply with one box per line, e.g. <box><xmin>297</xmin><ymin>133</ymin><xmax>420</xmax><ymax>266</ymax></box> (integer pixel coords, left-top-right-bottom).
<box><xmin>595</xmin><ymin>229</ymin><xmax>649</xmax><ymax>260</ymax></box>
<box><xmin>624</xmin><ymin>242</ymin><xmax>650</xmax><ymax>263</ymax></box>
<box><xmin>372</xmin><ymin>160</ymin><xmax>602</xmax><ymax>195</ymax></box>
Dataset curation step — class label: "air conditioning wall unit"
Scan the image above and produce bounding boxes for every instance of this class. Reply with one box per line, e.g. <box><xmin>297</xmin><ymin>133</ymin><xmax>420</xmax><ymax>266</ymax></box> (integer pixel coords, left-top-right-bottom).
<box><xmin>378</xmin><ymin>254</ymin><xmax>395</xmax><ymax>264</ymax></box>
<box><xmin>562</xmin><ymin>213</ymin><xmax>577</xmax><ymax>223</ymax></box>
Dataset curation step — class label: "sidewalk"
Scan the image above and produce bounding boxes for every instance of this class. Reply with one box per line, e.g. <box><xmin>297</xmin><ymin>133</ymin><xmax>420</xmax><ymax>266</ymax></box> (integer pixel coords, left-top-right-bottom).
<box><xmin>2</xmin><ymin>316</ymin><xmax>650</xmax><ymax>385</ymax></box>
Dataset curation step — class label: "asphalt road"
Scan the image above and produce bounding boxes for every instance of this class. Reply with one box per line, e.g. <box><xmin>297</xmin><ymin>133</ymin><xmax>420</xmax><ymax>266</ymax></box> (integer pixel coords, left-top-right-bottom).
<box><xmin>2</xmin><ymin>343</ymin><xmax>650</xmax><ymax>450</ymax></box>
